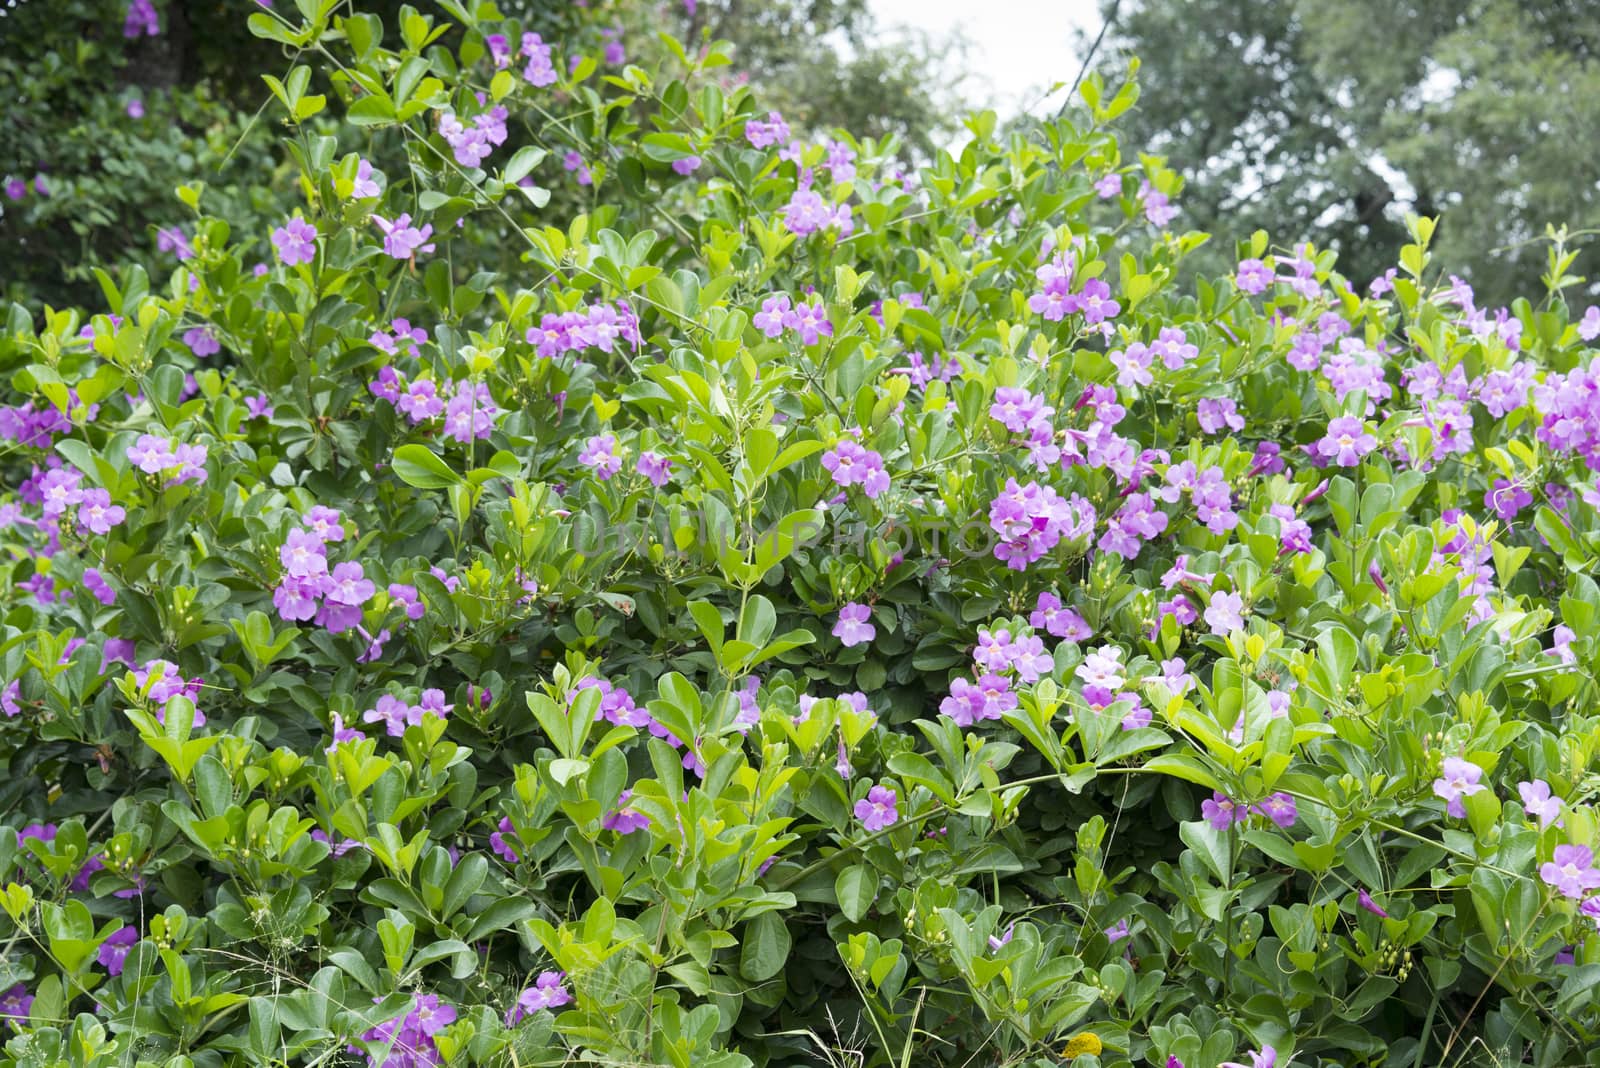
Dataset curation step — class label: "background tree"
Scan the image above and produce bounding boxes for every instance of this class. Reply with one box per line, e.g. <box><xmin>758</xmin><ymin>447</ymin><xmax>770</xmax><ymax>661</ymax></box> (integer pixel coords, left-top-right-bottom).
<box><xmin>0</xmin><ymin>0</ymin><xmax>964</xmax><ymax>309</ymax></box>
<box><xmin>1088</xmin><ymin>0</ymin><xmax>1600</xmax><ymax>304</ymax></box>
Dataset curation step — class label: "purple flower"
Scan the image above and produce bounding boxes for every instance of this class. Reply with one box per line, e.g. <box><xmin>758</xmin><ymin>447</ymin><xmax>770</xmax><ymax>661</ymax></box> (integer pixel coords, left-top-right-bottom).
<box><xmin>628</xmin><ymin>448</ymin><xmax>672</xmax><ymax>487</ymax></box>
<box><xmin>1432</xmin><ymin>757</ymin><xmax>1486</xmax><ymax>819</ymax></box>
<box><xmin>821</xmin><ymin>440</ymin><xmax>889</xmax><ymax>498</ymax></box>
<box><xmin>1318</xmin><ymin>416</ymin><xmax>1377</xmax><ymax>466</ymax></box>
<box><xmin>1094</xmin><ymin>173</ymin><xmax>1122</xmax><ymax>198</ymax></box>
<box><xmin>271</xmin><ymin>216</ymin><xmax>317</xmax><ymax>266</ymax></box>
<box><xmin>1519</xmin><ymin>780</ymin><xmax>1564</xmax><ymax>829</ymax></box>
<box><xmin>1357</xmin><ymin>889</ymin><xmax>1389</xmax><ymax>918</ymax></box>
<box><xmin>786</xmin><ymin>300</ymin><xmax>834</xmax><ymax>344</ymax></box>
<box><xmin>3</xmin><ymin>177</ymin><xmax>25</xmax><ymax>201</ymax></box>
<box><xmin>156</xmin><ymin>225</ymin><xmax>193</xmax><ymax>260</ymax></box>
<box><xmin>562</xmin><ymin>151</ymin><xmax>592</xmax><ymax>185</ymax></box>
<box><xmin>1235</xmin><ymin>258</ymin><xmax>1273</xmax><ymax>294</ymax></box>
<box><xmin>1253</xmin><ymin>792</ymin><xmax>1297</xmax><ymax>828</ymax></box>
<box><xmin>833</xmin><ymin>602</ymin><xmax>876</xmax><ymax>647</ymax></box>
<box><xmin>671</xmin><ymin>155</ymin><xmax>701</xmax><ymax>175</ymax></box>
<box><xmin>1197</xmin><ymin>397</ymin><xmax>1244</xmax><ymax>434</ymax></box>
<box><xmin>1204</xmin><ymin>591</ymin><xmax>1245</xmax><ymax>635</ymax></box>
<box><xmin>490</xmin><ymin>817</ymin><xmax>519</xmax><ymax>862</ymax></box>
<box><xmin>372</xmin><ymin>213</ymin><xmax>436</xmax><ymax>260</ymax></box>
<box><xmin>1200</xmin><ymin>792</ymin><xmax>1247</xmax><ymax>831</ymax></box>
<box><xmin>1031</xmin><ymin>591</ymin><xmax>1090</xmax><ymax>641</ymax></box>
<box><xmin>83</xmin><ymin>568</ymin><xmax>117</xmax><ymax>605</ymax></box>
<box><xmin>854</xmin><ymin>784</ymin><xmax>898</xmax><ymax>831</ymax></box>
<box><xmin>0</xmin><ymin>984</ymin><xmax>33</xmax><ymax>1029</ymax></box>
<box><xmin>123</xmin><ymin>0</ymin><xmax>159</xmax><ymax>36</ymax></box>
<box><xmin>753</xmin><ymin>294</ymin><xmax>792</xmax><ymax>338</ymax></box>
<box><xmin>1484</xmin><ymin>479</ymin><xmax>1532</xmax><ymax>521</ymax></box>
<box><xmin>409</xmin><ymin>993</ymin><xmax>456</xmax><ymax>1036</ymax></box>
<box><xmin>127</xmin><ymin>432</ymin><xmax>177</xmax><ymax>471</ymax></box>
<box><xmin>1220</xmin><ymin>1047</ymin><xmax>1276</xmax><ymax>1068</ymax></box>
<box><xmin>1140</xmin><ymin>181</ymin><xmax>1176</xmax><ymax>226</ymax></box>
<box><xmin>1541</xmin><ymin>845</ymin><xmax>1600</xmax><ymax>899</ymax></box>
<box><xmin>77</xmin><ymin>489</ymin><xmax>125</xmax><ymax>535</ymax></box>
<box><xmin>603</xmin><ymin>790</ymin><xmax>651</xmax><ymax>834</ymax></box>
<box><xmin>1578</xmin><ymin>306</ymin><xmax>1600</xmax><ymax>342</ymax></box>
<box><xmin>578</xmin><ymin>434</ymin><xmax>622</xmax><ymax>479</ymax></box>
<box><xmin>506</xmin><ymin>971</ymin><xmax>571</xmax><ymax>1025</ymax></box>
<box><xmin>1105</xmin><ymin>918</ymin><xmax>1131</xmax><ymax>943</ymax></box>
<box><xmin>521</xmin><ymin>33</ymin><xmax>557</xmax><ymax>86</ymax></box>
<box><xmin>362</xmin><ymin>694</ymin><xmax>412</xmax><ymax>737</ymax></box>
<box><xmin>325</xmin><ymin>562</ymin><xmax>374</xmax><ymax>606</ymax></box>
<box><xmin>97</xmin><ymin>926</ymin><xmax>139</xmax><ymax>977</ymax></box>
<box><xmin>183</xmin><ymin>326</ymin><xmax>220</xmax><ymax>358</ymax></box>
<box><xmin>744</xmin><ymin>111</ymin><xmax>790</xmax><ymax>148</ymax></box>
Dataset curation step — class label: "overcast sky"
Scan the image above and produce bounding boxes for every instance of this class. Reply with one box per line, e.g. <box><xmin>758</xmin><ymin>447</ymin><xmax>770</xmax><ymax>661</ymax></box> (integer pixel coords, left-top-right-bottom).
<box><xmin>867</xmin><ymin>0</ymin><xmax>1100</xmax><ymax>119</ymax></box>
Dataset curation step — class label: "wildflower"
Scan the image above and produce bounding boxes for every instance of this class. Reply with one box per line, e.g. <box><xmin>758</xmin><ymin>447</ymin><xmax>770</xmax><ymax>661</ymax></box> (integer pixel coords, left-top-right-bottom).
<box><xmin>490</xmin><ymin>817</ymin><xmax>520</xmax><ymax>862</ymax></box>
<box><xmin>854</xmin><ymin>784</ymin><xmax>898</xmax><ymax>831</ymax></box>
<box><xmin>123</xmin><ymin>0</ymin><xmax>159</xmax><ymax>37</ymax></box>
<box><xmin>786</xmin><ymin>299</ymin><xmax>833</xmax><ymax>344</ymax></box>
<box><xmin>362</xmin><ymin>694</ymin><xmax>412</xmax><ymax>737</ymax></box>
<box><xmin>1197</xmin><ymin>397</ymin><xmax>1244</xmax><ymax>434</ymax></box>
<box><xmin>1484</xmin><ymin>479</ymin><xmax>1532</xmax><ymax>520</ymax></box>
<box><xmin>821</xmin><ymin>440</ymin><xmax>889</xmax><ymax>498</ymax></box>
<box><xmin>1031</xmin><ymin>591</ymin><xmax>1090</xmax><ymax>641</ymax></box>
<box><xmin>1541</xmin><ymin>845</ymin><xmax>1600</xmax><ymax>899</ymax></box>
<box><xmin>833</xmin><ymin>602</ymin><xmax>876</xmax><ymax>647</ymax></box>
<box><xmin>1550</xmin><ymin>625</ymin><xmax>1577</xmax><ymax>665</ymax></box>
<box><xmin>83</xmin><ymin>568</ymin><xmax>117</xmax><ymax>605</ymax></box>
<box><xmin>1076</xmin><ymin>646</ymin><xmax>1126</xmax><ymax>691</ymax></box>
<box><xmin>156</xmin><ymin>225</ymin><xmax>194</xmax><ymax>260</ymax></box>
<box><xmin>372</xmin><ymin>213</ymin><xmax>436</xmax><ymax>260</ymax></box>
<box><xmin>0</xmin><ymin>984</ymin><xmax>33</xmax><ymax>1030</ymax></box>
<box><xmin>351</xmin><ymin>159</ymin><xmax>381</xmax><ymax>199</ymax></box>
<box><xmin>97</xmin><ymin>927</ymin><xmax>139</xmax><ymax>977</ymax></box>
<box><xmin>1253</xmin><ymin>792</ymin><xmax>1297</xmax><ymax>828</ymax></box>
<box><xmin>183</xmin><ymin>326</ymin><xmax>220</xmax><ymax>357</ymax></box>
<box><xmin>744</xmin><ymin>111</ymin><xmax>790</xmax><ymax>148</ymax></box>
<box><xmin>1200</xmin><ymin>792</ymin><xmax>1247</xmax><ymax>830</ymax></box>
<box><xmin>271</xmin><ymin>216</ymin><xmax>318</xmax><ymax>266</ymax></box>
<box><xmin>603</xmin><ymin>790</ymin><xmax>650</xmax><ymax>834</ymax></box>
<box><xmin>1357</xmin><ymin>889</ymin><xmax>1389</xmax><ymax>918</ymax></box>
<box><xmin>1318</xmin><ymin>415</ymin><xmax>1378</xmax><ymax>466</ymax></box>
<box><xmin>562</xmin><ymin>151</ymin><xmax>592</xmax><ymax>185</ymax></box>
<box><xmin>1432</xmin><ymin>757</ymin><xmax>1486</xmax><ymax>818</ymax></box>
<box><xmin>987</xmin><ymin>922</ymin><xmax>1015</xmax><ymax>951</ymax></box>
<box><xmin>1220</xmin><ymin>1047</ymin><xmax>1276</xmax><ymax>1068</ymax></box>
<box><xmin>76</xmin><ymin>488</ymin><xmax>125</xmax><ymax>535</ymax></box>
<box><xmin>578</xmin><ymin>434</ymin><xmax>622</xmax><ymax>479</ymax></box>
<box><xmin>506</xmin><ymin>972</ymin><xmax>571</xmax><ymax>1024</ymax></box>
<box><xmin>1235</xmin><ymin>258</ymin><xmax>1273</xmax><ymax>294</ymax></box>
<box><xmin>1579</xmin><ymin>306</ymin><xmax>1600</xmax><ymax>342</ymax></box>
<box><xmin>521</xmin><ymin>33</ymin><xmax>557</xmax><ymax>86</ymax></box>
<box><xmin>1519</xmin><ymin>780</ymin><xmax>1564</xmax><ymax>829</ymax></box>
<box><xmin>1204</xmin><ymin>591</ymin><xmax>1246</xmax><ymax>635</ymax></box>
<box><xmin>636</xmin><ymin>451</ymin><xmax>671</xmax><ymax>486</ymax></box>
<box><xmin>1105</xmin><ymin>919</ymin><xmax>1131</xmax><ymax>944</ymax></box>
<box><xmin>1140</xmin><ymin>180</ymin><xmax>1176</xmax><ymax>226</ymax></box>
<box><xmin>753</xmin><ymin>294</ymin><xmax>792</xmax><ymax>337</ymax></box>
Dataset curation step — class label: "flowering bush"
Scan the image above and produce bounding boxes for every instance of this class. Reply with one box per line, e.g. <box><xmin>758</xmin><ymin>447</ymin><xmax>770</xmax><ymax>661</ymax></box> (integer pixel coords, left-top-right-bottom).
<box><xmin>4</xmin><ymin>3</ymin><xmax>1600</xmax><ymax>1067</ymax></box>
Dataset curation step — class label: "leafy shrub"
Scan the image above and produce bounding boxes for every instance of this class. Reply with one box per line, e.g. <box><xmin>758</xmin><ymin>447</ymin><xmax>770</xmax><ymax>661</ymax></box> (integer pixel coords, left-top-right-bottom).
<box><xmin>4</xmin><ymin>2</ymin><xmax>1600</xmax><ymax>1067</ymax></box>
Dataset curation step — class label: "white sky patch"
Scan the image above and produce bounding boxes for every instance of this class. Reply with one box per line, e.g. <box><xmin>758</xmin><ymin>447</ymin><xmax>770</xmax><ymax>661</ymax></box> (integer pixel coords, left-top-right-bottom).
<box><xmin>868</xmin><ymin>0</ymin><xmax>1099</xmax><ymax>120</ymax></box>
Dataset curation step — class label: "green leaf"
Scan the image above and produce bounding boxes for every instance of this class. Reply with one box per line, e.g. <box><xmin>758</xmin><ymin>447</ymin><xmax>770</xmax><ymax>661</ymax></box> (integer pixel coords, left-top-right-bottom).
<box><xmin>835</xmin><ymin>865</ymin><xmax>875</xmax><ymax>923</ymax></box>
<box><xmin>391</xmin><ymin>445</ymin><xmax>461</xmax><ymax>489</ymax></box>
<box><xmin>739</xmin><ymin>910</ymin><xmax>791</xmax><ymax>982</ymax></box>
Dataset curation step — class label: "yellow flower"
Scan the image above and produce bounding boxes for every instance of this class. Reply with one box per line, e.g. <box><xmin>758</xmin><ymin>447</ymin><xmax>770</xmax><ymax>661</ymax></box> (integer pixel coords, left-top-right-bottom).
<box><xmin>1062</xmin><ymin>1031</ymin><xmax>1104</xmax><ymax>1059</ymax></box>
